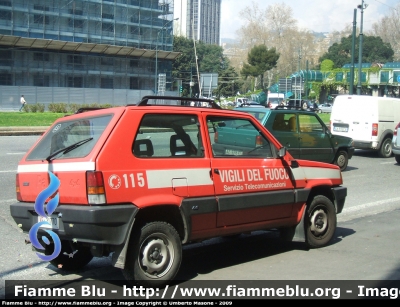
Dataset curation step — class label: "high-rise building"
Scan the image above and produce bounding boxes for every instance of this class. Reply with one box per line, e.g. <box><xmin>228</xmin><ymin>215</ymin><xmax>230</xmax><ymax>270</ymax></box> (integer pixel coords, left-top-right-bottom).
<box><xmin>174</xmin><ymin>0</ymin><xmax>220</xmax><ymax>45</ymax></box>
<box><xmin>0</xmin><ymin>0</ymin><xmax>180</xmax><ymax>109</ymax></box>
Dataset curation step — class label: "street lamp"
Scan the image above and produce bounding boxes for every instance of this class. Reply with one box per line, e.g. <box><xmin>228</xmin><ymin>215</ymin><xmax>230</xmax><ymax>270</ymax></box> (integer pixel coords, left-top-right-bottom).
<box><xmin>154</xmin><ymin>18</ymin><xmax>179</xmax><ymax>94</ymax></box>
<box><xmin>357</xmin><ymin>0</ymin><xmax>368</xmax><ymax>95</ymax></box>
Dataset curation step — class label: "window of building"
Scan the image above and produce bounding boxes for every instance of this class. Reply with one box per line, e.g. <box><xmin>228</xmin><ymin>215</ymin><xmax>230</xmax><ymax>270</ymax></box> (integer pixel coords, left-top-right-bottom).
<box><xmin>68</xmin><ymin>18</ymin><xmax>84</xmax><ymax>28</ymax></box>
<box><xmin>0</xmin><ymin>1</ymin><xmax>11</xmax><ymax>6</ymax></box>
<box><xmin>33</xmin><ymin>52</ymin><xmax>50</xmax><ymax>61</ymax></box>
<box><xmin>0</xmin><ymin>73</ymin><xmax>12</xmax><ymax>85</ymax></box>
<box><xmin>0</xmin><ymin>10</ymin><xmax>11</xmax><ymax>20</ymax></box>
<box><xmin>69</xmin><ymin>9</ymin><xmax>83</xmax><ymax>15</ymax></box>
<box><xmin>130</xmin><ymin>59</ymin><xmax>139</xmax><ymax>68</ymax></box>
<box><xmin>34</xmin><ymin>75</ymin><xmax>50</xmax><ymax>87</ymax></box>
<box><xmin>33</xmin><ymin>5</ymin><xmax>49</xmax><ymax>11</ymax></box>
<box><xmin>101</xmin><ymin>57</ymin><xmax>113</xmax><ymax>66</ymax></box>
<box><xmin>101</xmin><ymin>77</ymin><xmax>113</xmax><ymax>89</ymax></box>
<box><xmin>67</xmin><ymin>77</ymin><xmax>83</xmax><ymax>88</ymax></box>
<box><xmin>130</xmin><ymin>77</ymin><xmax>140</xmax><ymax>89</ymax></box>
<box><xmin>102</xmin><ymin>13</ymin><xmax>114</xmax><ymax>20</ymax></box>
<box><xmin>67</xmin><ymin>55</ymin><xmax>82</xmax><ymax>65</ymax></box>
<box><xmin>102</xmin><ymin>22</ymin><xmax>114</xmax><ymax>32</ymax></box>
<box><xmin>34</xmin><ymin>15</ymin><xmax>49</xmax><ymax>25</ymax></box>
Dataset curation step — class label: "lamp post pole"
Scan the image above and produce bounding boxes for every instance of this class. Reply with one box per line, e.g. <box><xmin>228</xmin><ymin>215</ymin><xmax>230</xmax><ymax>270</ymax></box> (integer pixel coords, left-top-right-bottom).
<box><xmin>357</xmin><ymin>0</ymin><xmax>368</xmax><ymax>95</ymax></box>
<box><xmin>154</xmin><ymin>18</ymin><xmax>179</xmax><ymax>94</ymax></box>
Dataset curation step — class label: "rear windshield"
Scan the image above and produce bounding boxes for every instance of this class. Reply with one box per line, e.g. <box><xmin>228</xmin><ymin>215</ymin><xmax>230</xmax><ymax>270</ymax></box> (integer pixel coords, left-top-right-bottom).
<box><xmin>27</xmin><ymin>115</ymin><xmax>112</xmax><ymax>161</ymax></box>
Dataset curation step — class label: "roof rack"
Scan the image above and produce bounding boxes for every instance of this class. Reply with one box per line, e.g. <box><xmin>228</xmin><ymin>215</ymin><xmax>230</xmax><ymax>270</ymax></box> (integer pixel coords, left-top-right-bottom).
<box><xmin>132</xmin><ymin>95</ymin><xmax>222</xmax><ymax>109</ymax></box>
<box><xmin>75</xmin><ymin>107</ymin><xmax>106</xmax><ymax>114</ymax></box>
<box><xmin>274</xmin><ymin>105</ymin><xmax>308</xmax><ymax>111</ymax></box>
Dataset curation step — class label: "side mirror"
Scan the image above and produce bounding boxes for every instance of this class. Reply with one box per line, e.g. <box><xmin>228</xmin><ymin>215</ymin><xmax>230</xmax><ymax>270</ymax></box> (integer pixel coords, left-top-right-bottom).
<box><xmin>278</xmin><ymin>146</ymin><xmax>286</xmax><ymax>158</ymax></box>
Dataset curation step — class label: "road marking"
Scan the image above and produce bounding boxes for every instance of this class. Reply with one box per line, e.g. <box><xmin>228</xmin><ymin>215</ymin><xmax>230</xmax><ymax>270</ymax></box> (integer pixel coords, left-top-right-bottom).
<box><xmin>0</xmin><ymin>170</ymin><xmax>16</xmax><ymax>173</ymax></box>
<box><xmin>380</xmin><ymin>161</ymin><xmax>396</xmax><ymax>164</ymax></box>
<box><xmin>6</xmin><ymin>153</ymin><xmax>26</xmax><ymax>155</ymax></box>
<box><xmin>339</xmin><ymin>196</ymin><xmax>400</xmax><ymax>222</ymax></box>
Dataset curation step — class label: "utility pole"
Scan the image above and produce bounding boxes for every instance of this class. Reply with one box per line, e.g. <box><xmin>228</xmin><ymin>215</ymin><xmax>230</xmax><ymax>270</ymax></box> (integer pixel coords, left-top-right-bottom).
<box><xmin>357</xmin><ymin>0</ymin><xmax>368</xmax><ymax>95</ymax></box>
<box><xmin>350</xmin><ymin>9</ymin><xmax>357</xmax><ymax>95</ymax></box>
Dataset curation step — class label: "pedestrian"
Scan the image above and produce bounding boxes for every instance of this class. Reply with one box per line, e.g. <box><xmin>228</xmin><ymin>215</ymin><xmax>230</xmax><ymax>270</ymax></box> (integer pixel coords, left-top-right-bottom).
<box><xmin>268</xmin><ymin>101</ymin><xmax>272</xmax><ymax>108</ymax></box>
<box><xmin>19</xmin><ymin>95</ymin><xmax>27</xmax><ymax>112</ymax></box>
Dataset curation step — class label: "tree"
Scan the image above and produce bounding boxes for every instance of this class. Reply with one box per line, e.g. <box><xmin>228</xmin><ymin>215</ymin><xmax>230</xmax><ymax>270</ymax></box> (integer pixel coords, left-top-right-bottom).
<box><xmin>172</xmin><ymin>36</ymin><xmax>240</xmax><ymax>97</ymax></box>
<box><xmin>319</xmin><ymin>35</ymin><xmax>394</xmax><ymax>69</ymax></box>
<box><xmin>240</xmin><ymin>45</ymin><xmax>279</xmax><ymax>90</ymax></box>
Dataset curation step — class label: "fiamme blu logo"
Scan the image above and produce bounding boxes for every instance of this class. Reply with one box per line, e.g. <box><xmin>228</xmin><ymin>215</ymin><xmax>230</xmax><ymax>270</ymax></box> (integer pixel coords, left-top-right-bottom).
<box><xmin>28</xmin><ymin>171</ymin><xmax>62</xmax><ymax>261</ymax></box>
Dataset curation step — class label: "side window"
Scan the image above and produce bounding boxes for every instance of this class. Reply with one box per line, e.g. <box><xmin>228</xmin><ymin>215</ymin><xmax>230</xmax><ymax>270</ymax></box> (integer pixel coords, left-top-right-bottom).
<box><xmin>299</xmin><ymin>114</ymin><xmax>324</xmax><ymax>132</ymax></box>
<box><xmin>133</xmin><ymin>114</ymin><xmax>204</xmax><ymax>158</ymax></box>
<box><xmin>271</xmin><ymin>113</ymin><xmax>294</xmax><ymax>132</ymax></box>
<box><xmin>207</xmin><ymin>116</ymin><xmax>274</xmax><ymax>158</ymax></box>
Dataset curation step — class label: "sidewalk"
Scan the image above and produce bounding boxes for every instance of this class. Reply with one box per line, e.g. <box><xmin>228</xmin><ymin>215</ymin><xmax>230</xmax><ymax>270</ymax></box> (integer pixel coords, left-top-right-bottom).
<box><xmin>0</xmin><ymin>126</ymin><xmax>48</xmax><ymax>136</ymax></box>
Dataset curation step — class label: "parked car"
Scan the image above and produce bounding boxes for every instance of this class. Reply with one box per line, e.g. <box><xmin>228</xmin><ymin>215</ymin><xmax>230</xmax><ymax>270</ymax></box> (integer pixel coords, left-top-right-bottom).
<box><xmin>319</xmin><ymin>103</ymin><xmax>333</xmax><ymax>113</ymax></box>
<box><xmin>392</xmin><ymin>122</ymin><xmax>400</xmax><ymax>163</ymax></box>
<box><xmin>287</xmin><ymin>99</ymin><xmax>320</xmax><ymax>112</ymax></box>
<box><xmin>237</xmin><ymin>100</ymin><xmax>264</xmax><ymax>108</ymax></box>
<box><xmin>234</xmin><ymin>106</ymin><xmax>355</xmax><ymax>171</ymax></box>
<box><xmin>10</xmin><ymin>96</ymin><xmax>347</xmax><ymax>288</ymax></box>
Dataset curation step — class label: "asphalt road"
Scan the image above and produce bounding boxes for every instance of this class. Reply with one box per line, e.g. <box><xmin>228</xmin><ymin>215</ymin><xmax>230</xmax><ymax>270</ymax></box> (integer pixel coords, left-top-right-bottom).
<box><xmin>1</xmin><ymin>136</ymin><xmax>400</xmax><ymax>299</ymax></box>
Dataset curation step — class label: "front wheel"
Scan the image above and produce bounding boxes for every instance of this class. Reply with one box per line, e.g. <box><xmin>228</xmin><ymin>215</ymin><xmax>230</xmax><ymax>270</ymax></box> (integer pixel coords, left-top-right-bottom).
<box><xmin>305</xmin><ymin>196</ymin><xmax>336</xmax><ymax>248</ymax></box>
<box><xmin>334</xmin><ymin>150</ymin><xmax>348</xmax><ymax>171</ymax></box>
<box><xmin>378</xmin><ymin>137</ymin><xmax>393</xmax><ymax>158</ymax></box>
<box><xmin>123</xmin><ymin>221</ymin><xmax>182</xmax><ymax>288</ymax></box>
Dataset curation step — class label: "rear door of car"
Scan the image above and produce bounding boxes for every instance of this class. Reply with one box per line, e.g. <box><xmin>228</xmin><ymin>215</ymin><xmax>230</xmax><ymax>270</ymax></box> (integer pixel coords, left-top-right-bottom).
<box><xmin>266</xmin><ymin>112</ymin><xmax>300</xmax><ymax>158</ymax></box>
<box><xmin>204</xmin><ymin>113</ymin><xmax>296</xmax><ymax>228</ymax></box>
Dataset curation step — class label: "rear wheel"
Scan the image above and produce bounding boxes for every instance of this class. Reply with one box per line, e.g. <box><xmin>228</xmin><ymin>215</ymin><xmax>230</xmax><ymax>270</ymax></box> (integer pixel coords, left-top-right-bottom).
<box><xmin>305</xmin><ymin>196</ymin><xmax>336</xmax><ymax>248</ymax></box>
<box><xmin>123</xmin><ymin>221</ymin><xmax>182</xmax><ymax>288</ymax></box>
<box><xmin>334</xmin><ymin>150</ymin><xmax>348</xmax><ymax>171</ymax></box>
<box><xmin>395</xmin><ymin>154</ymin><xmax>400</xmax><ymax>164</ymax></box>
<box><xmin>378</xmin><ymin>137</ymin><xmax>393</xmax><ymax>158</ymax></box>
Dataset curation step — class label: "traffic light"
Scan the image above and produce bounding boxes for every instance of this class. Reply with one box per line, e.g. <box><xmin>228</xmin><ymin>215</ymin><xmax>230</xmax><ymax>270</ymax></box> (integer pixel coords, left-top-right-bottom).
<box><xmin>179</xmin><ymin>86</ymin><xmax>183</xmax><ymax>93</ymax></box>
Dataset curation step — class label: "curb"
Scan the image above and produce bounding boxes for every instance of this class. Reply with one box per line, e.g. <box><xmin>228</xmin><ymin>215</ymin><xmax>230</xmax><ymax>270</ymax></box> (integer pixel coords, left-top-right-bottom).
<box><xmin>0</xmin><ymin>127</ymin><xmax>48</xmax><ymax>136</ymax></box>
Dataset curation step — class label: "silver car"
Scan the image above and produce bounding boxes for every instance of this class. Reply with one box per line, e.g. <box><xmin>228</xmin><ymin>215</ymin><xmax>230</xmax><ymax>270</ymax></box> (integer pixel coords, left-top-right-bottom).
<box><xmin>392</xmin><ymin>122</ymin><xmax>400</xmax><ymax>163</ymax></box>
<box><xmin>318</xmin><ymin>103</ymin><xmax>333</xmax><ymax>113</ymax></box>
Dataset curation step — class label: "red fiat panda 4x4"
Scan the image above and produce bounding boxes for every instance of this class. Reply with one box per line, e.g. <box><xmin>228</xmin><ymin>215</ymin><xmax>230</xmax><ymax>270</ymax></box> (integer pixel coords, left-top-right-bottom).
<box><xmin>11</xmin><ymin>96</ymin><xmax>347</xmax><ymax>287</ymax></box>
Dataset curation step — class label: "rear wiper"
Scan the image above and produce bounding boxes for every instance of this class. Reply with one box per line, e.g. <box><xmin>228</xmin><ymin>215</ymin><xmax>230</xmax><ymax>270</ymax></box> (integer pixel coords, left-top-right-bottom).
<box><xmin>45</xmin><ymin>137</ymin><xmax>93</xmax><ymax>162</ymax></box>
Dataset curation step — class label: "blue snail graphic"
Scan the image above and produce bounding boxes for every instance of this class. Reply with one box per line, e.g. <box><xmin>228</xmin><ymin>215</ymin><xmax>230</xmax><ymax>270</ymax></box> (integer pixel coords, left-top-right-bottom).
<box><xmin>29</xmin><ymin>171</ymin><xmax>62</xmax><ymax>261</ymax></box>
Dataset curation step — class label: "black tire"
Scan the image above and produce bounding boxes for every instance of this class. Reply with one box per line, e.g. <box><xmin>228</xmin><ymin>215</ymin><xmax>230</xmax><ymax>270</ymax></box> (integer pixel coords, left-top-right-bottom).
<box><xmin>378</xmin><ymin>137</ymin><xmax>393</xmax><ymax>158</ymax></box>
<box><xmin>395</xmin><ymin>154</ymin><xmax>400</xmax><ymax>164</ymax></box>
<box><xmin>48</xmin><ymin>240</ymin><xmax>93</xmax><ymax>270</ymax></box>
<box><xmin>123</xmin><ymin>221</ymin><xmax>182</xmax><ymax>288</ymax></box>
<box><xmin>334</xmin><ymin>150</ymin><xmax>348</xmax><ymax>171</ymax></box>
<box><xmin>305</xmin><ymin>195</ymin><xmax>336</xmax><ymax>248</ymax></box>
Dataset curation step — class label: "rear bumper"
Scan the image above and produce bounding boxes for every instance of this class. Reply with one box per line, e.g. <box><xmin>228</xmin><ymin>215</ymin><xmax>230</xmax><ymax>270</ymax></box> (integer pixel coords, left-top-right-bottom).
<box><xmin>10</xmin><ymin>202</ymin><xmax>138</xmax><ymax>245</ymax></box>
<box><xmin>353</xmin><ymin>141</ymin><xmax>375</xmax><ymax>150</ymax></box>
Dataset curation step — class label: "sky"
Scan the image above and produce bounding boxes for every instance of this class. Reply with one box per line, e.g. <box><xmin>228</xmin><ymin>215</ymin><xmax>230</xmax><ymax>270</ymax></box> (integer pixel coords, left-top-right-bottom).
<box><xmin>220</xmin><ymin>0</ymin><xmax>399</xmax><ymax>39</ymax></box>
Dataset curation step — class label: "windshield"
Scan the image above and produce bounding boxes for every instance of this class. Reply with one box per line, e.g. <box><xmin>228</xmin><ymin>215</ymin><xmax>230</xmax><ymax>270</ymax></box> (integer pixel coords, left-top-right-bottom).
<box><xmin>27</xmin><ymin>115</ymin><xmax>112</xmax><ymax>161</ymax></box>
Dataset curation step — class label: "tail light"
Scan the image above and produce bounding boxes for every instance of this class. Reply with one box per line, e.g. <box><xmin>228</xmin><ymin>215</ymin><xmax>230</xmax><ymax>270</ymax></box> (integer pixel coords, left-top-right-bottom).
<box><xmin>16</xmin><ymin>174</ymin><xmax>22</xmax><ymax>201</ymax></box>
<box><xmin>214</xmin><ymin>131</ymin><xmax>219</xmax><ymax>143</ymax></box>
<box><xmin>372</xmin><ymin>123</ymin><xmax>378</xmax><ymax>137</ymax></box>
<box><xmin>256</xmin><ymin>135</ymin><xmax>263</xmax><ymax>146</ymax></box>
<box><xmin>86</xmin><ymin>171</ymin><xmax>106</xmax><ymax>205</ymax></box>
<box><xmin>394</xmin><ymin>123</ymin><xmax>400</xmax><ymax>136</ymax></box>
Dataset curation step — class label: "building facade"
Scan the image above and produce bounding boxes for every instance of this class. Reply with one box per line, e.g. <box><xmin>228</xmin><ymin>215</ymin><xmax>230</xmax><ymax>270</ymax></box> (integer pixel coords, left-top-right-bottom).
<box><xmin>0</xmin><ymin>0</ymin><xmax>180</xmax><ymax>110</ymax></box>
<box><xmin>174</xmin><ymin>0</ymin><xmax>220</xmax><ymax>45</ymax></box>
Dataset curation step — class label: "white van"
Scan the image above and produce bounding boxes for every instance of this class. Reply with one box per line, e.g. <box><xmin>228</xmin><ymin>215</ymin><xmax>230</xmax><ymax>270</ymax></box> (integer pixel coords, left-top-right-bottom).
<box><xmin>267</xmin><ymin>93</ymin><xmax>285</xmax><ymax>108</ymax></box>
<box><xmin>330</xmin><ymin>95</ymin><xmax>400</xmax><ymax>157</ymax></box>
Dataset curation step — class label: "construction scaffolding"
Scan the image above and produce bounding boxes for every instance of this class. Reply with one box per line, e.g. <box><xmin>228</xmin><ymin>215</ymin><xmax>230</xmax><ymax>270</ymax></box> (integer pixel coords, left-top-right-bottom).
<box><xmin>0</xmin><ymin>0</ymin><xmax>178</xmax><ymax>94</ymax></box>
